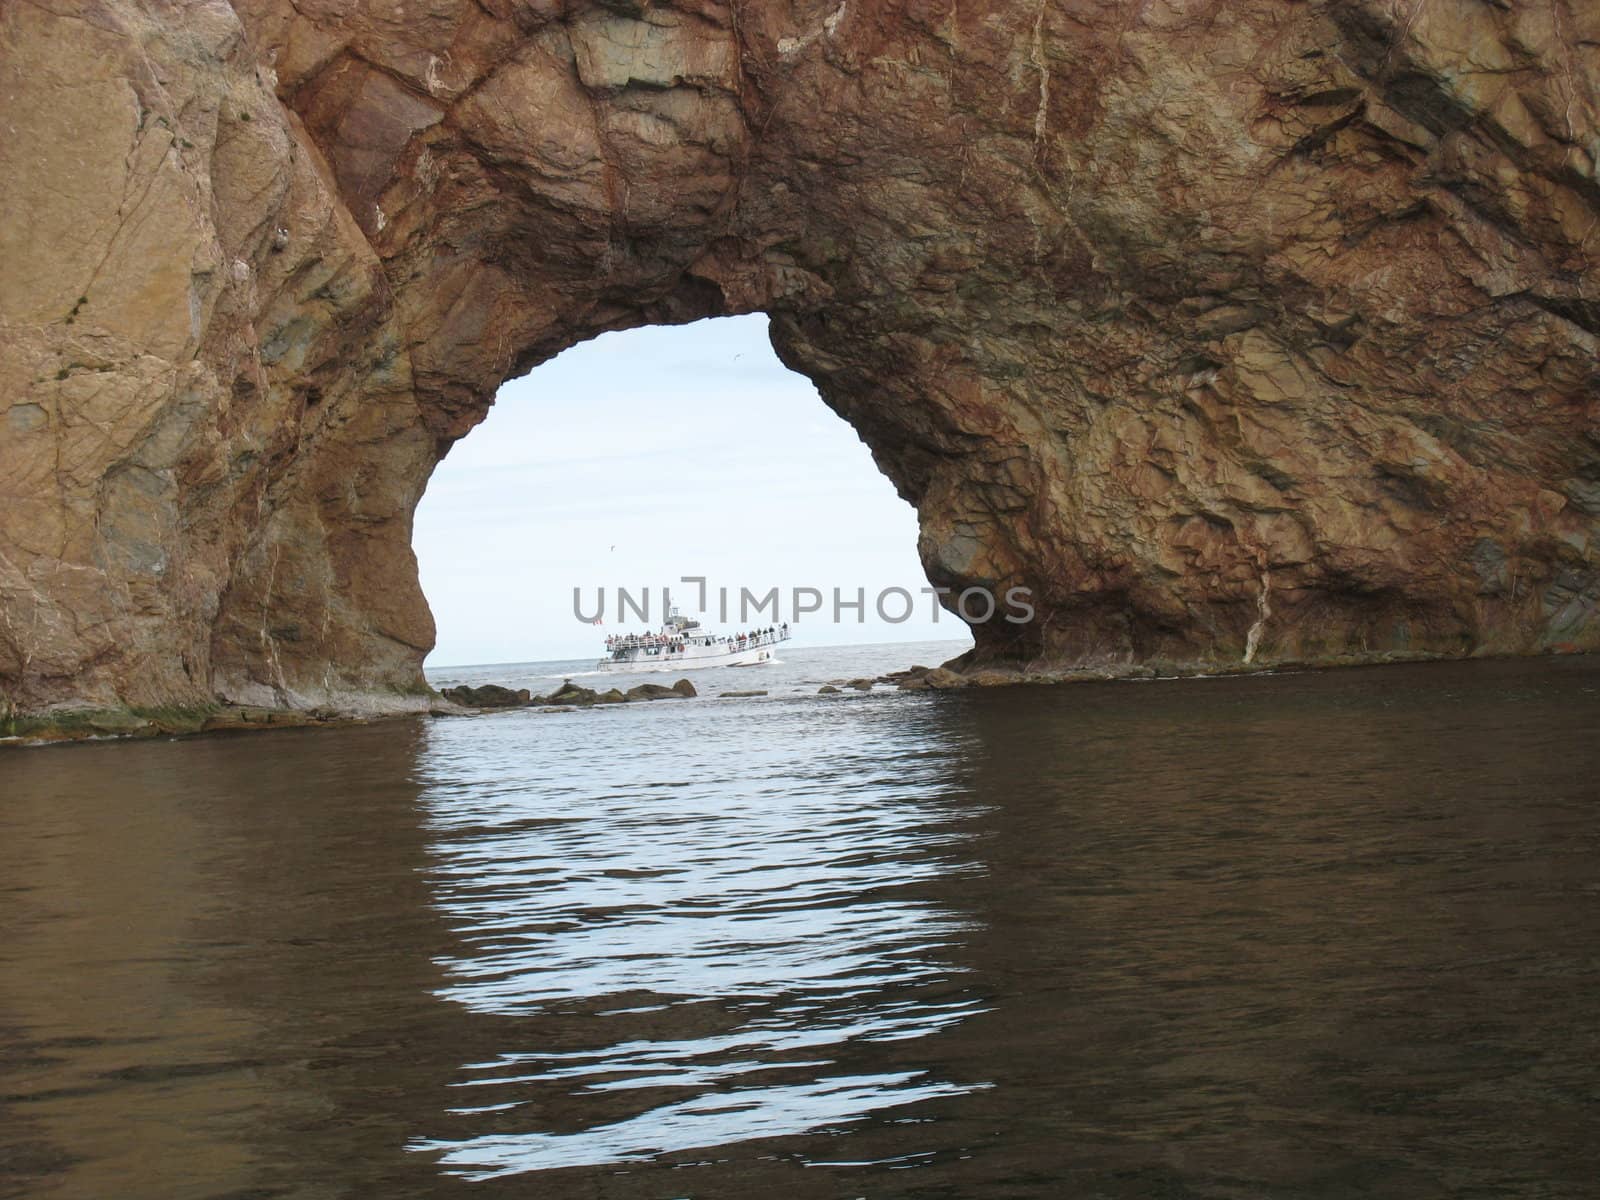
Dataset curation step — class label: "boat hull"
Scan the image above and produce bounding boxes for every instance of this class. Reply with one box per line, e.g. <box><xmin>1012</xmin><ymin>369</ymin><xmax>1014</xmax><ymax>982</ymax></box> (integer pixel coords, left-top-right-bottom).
<box><xmin>594</xmin><ymin>642</ymin><xmax>782</xmax><ymax>673</ymax></box>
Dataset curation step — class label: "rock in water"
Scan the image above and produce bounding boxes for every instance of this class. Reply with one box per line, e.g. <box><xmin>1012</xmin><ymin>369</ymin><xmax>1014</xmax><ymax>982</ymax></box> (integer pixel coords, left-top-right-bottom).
<box><xmin>625</xmin><ymin>682</ymin><xmax>693</xmax><ymax>702</ymax></box>
<box><xmin>440</xmin><ymin>684</ymin><xmax>530</xmax><ymax>708</ymax></box>
<box><xmin>900</xmin><ymin>668</ymin><xmax>967</xmax><ymax>692</ymax></box>
<box><xmin>965</xmin><ymin>669</ymin><xmax>1023</xmax><ymax>688</ymax></box>
<box><xmin>544</xmin><ymin>682</ymin><xmax>597</xmax><ymax>706</ymax></box>
<box><xmin>2</xmin><ymin>2</ymin><xmax>1597</xmax><ymax>721</ymax></box>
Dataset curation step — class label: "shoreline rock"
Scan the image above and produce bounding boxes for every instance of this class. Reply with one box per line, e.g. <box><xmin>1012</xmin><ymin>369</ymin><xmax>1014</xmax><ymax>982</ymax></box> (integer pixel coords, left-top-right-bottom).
<box><xmin>0</xmin><ymin>702</ymin><xmax>392</xmax><ymax>747</ymax></box>
<box><xmin>435</xmin><ymin>677</ymin><xmax>704</xmax><ymax>710</ymax></box>
<box><xmin>897</xmin><ymin>667</ymin><xmax>967</xmax><ymax>691</ymax></box>
<box><xmin>439</xmin><ymin>683</ymin><xmax>530</xmax><ymax>708</ymax></box>
<box><xmin>7</xmin><ymin>651</ymin><xmax>1594</xmax><ymax>747</ymax></box>
<box><xmin>518</xmin><ymin>677</ymin><xmax>699</xmax><ymax>707</ymax></box>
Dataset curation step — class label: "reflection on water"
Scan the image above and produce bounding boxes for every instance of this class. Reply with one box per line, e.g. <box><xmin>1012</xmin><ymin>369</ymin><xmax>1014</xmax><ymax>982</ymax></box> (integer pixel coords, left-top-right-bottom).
<box><xmin>1</xmin><ymin>652</ymin><xmax>1599</xmax><ymax>1199</ymax></box>
<box><xmin>411</xmin><ymin>700</ymin><xmax>988</xmax><ymax>1176</ymax></box>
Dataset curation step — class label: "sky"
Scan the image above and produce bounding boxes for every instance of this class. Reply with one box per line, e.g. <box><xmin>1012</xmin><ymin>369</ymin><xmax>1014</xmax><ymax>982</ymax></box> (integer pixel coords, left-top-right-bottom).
<box><xmin>413</xmin><ymin>314</ymin><xmax>971</xmax><ymax>666</ymax></box>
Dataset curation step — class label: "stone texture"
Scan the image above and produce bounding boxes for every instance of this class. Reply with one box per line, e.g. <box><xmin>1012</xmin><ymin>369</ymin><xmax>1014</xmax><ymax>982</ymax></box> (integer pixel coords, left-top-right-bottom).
<box><xmin>2</xmin><ymin>0</ymin><xmax>1598</xmax><ymax>718</ymax></box>
<box><xmin>624</xmin><ymin>680</ymin><xmax>696</xmax><ymax>701</ymax></box>
<box><xmin>439</xmin><ymin>683</ymin><xmax>530</xmax><ymax>707</ymax></box>
<box><xmin>921</xmin><ymin>668</ymin><xmax>969</xmax><ymax>691</ymax></box>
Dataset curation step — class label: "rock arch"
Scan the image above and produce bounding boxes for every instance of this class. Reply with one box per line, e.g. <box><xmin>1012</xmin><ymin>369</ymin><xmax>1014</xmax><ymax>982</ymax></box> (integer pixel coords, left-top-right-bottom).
<box><xmin>1</xmin><ymin>0</ymin><xmax>1597</xmax><ymax>717</ymax></box>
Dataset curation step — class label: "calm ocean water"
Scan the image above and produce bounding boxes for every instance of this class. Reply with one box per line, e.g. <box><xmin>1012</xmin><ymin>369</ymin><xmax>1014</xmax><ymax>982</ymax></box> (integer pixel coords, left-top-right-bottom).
<box><xmin>2</xmin><ymin>645</ymin><xmax>1598</xmax><ymax>1198</ymax></box>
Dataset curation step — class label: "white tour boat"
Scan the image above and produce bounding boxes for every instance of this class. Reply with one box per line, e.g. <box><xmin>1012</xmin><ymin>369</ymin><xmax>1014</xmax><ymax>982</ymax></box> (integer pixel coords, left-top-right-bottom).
<box><xmin>597</xmin><ymin>607</ymin><xmax>791</xmax><ymax>673</ymax></box>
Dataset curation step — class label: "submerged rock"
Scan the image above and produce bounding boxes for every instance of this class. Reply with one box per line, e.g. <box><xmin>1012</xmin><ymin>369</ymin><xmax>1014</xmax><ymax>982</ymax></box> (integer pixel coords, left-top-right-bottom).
<box><xmin>817</xmin><ymin>685</ymin><xmax>841</xmax><ymax>695</ymax></box>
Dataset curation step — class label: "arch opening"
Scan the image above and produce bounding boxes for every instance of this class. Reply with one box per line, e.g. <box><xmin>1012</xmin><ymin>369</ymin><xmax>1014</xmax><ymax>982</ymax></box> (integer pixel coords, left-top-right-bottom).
<box><xmin>413</xmin><ymin>315</ymin><xmax>973</xmax><ymax>670</ymax></box>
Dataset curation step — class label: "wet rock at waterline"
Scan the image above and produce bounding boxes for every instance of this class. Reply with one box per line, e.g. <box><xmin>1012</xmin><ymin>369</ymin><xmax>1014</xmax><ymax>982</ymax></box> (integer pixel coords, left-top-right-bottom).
<box><xmin>439</xmin><ymin>684</ymin><xmax>531</xmax><ymax>708</ymax></box>
<box><xmin>899</xmin><ymin>668</ymin><xmax>970</xmax><ymax>692</ymax></box>
<box><xmin>625</xmin><ymin>682</ymin><xmax>697</xmax><ymax>702</ymax></box>
<box><xmin>555</xmin><ymin>679</ymin><xmax>696</xmax><ymax>704</ymax></box>
<box><xmin>537</xmin><ymin>681</ymin><xmax>612</xmax><ymax>707</ymax></box>
<box><xmin>436</xmin><ymin>678</ymin><xmax>698</xmax><ymax>711</ymax></box>
<box><xmin>965</xmin><ymin>668</ymin><xmax>1030</xmax><ymax>687</ymax></box>
<box><xmin>2</xmin><ymin>1</ymin><xmax>1598</xmax><ymax>722</ymax></box>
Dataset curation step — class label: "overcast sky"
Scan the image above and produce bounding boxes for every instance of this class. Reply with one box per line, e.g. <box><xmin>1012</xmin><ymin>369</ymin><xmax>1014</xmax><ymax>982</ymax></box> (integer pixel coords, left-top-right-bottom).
<box><xmin>413</xmin><ymin>315</ymin><xmax>970</xmax><ymax>666</ymax></box>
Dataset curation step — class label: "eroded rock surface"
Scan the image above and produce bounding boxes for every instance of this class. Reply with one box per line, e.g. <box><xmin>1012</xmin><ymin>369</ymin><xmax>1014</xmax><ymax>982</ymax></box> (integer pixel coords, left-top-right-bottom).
<box><xmin>2</xmin><ymin>0</ymin><xmax>1597</xmax><ymax>717</ymax></box>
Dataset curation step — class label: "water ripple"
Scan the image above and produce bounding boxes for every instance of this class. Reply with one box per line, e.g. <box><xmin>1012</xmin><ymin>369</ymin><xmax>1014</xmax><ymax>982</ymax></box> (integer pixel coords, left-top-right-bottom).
<box><xmin>410</xmin><ymin>696</ymin><xmax>988</xmax><ymax>1176</ymax></box>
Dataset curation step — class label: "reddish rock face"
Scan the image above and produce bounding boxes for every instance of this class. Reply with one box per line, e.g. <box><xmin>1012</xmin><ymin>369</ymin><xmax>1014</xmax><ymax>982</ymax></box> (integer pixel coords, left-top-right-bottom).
<box><xmin>1</xmin><ymin>0</ymin><xmax>1597</xmax><ymax>714</ymax></box>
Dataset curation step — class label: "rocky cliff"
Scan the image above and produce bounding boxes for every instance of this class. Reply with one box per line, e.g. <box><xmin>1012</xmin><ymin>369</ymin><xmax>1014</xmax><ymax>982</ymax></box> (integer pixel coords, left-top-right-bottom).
<box><xmin>2</xmin><ymin>0</ymin><xmax>1597</xmax><ymax>718</ymax></box>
